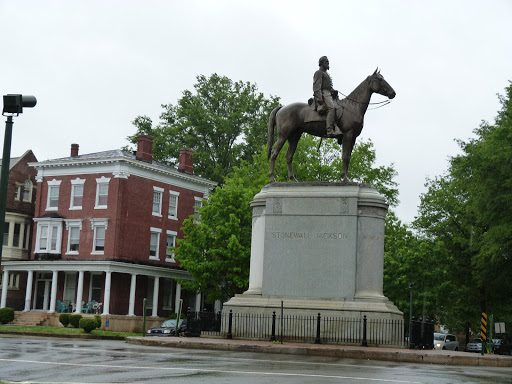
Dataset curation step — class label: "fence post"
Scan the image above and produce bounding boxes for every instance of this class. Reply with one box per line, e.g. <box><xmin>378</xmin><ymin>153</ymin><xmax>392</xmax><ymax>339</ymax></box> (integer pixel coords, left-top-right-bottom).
<box><xmin>315</xmin><ymin>313</ymin><xmax>321</xmax><ymax>344</ymax></box>
<box><xmin>361</xmin><ymin>315</ymin><xmax>368</xmax><ymax>347</ymax></box>
<box><xmin>227</xmin><ymin>309</ymin><xmax>233</xmax><ymax>340</ymax></box>
<box><xmin>270</xmin><ymin>311</ymin><xmax>276</xmax><ymax>342</ymax></box>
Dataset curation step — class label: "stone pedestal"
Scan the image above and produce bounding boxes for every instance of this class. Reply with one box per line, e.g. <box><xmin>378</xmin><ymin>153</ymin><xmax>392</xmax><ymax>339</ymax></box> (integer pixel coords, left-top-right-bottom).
<box><xmin>224</xmin><ymin>182</ymin><xmax>403</xmax><ymax>322</ymax></box>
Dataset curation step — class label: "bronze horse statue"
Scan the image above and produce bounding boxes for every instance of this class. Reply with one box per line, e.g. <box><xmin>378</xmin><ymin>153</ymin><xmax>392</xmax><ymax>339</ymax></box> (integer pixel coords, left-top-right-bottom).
<box><xmin>267</xmin><ymin>69</ymin><xmax>396</xmax><ymax>183</ymax></box>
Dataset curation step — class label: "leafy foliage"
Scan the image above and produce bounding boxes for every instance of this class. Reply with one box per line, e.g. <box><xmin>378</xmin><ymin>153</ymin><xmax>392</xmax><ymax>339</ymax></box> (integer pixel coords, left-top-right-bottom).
<box><xmin>125</xmin><ymin>73</ymin><xmax>280</xmax><ymax>184</ymax></box>
<box><xmin>413</xmin><ymin>81</ymin><xmax>512</xmax><ymax>331</ymax></box>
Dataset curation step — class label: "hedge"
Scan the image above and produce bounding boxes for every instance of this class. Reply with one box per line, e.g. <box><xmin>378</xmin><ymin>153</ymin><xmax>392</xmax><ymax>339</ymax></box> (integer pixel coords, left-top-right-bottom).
<box><xmin>69</xmin><ymin>314</ymin><xmax>83</xmax><ymax>328</ymax></box>
<box><xmin>0</xmin><ymin>308</ymin><xmax>14</xmax><ymax>324</ymax></box>
<box><xmin>79</xmin><ymin>318</ymin><xmax>98</xmax><ymax>333</ymax></box>
<box><xmin>59</xmin><ymin>313</ymin><xmax>70</xmax><ymax>327</ymax></box>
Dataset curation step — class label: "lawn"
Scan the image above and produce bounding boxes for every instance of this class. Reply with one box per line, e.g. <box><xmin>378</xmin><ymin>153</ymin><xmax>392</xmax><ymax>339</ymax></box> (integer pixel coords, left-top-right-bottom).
<box><xmin>0</xmin><ymin>324</ymin><xmax>141</xmax><ymax>338</ymax></box>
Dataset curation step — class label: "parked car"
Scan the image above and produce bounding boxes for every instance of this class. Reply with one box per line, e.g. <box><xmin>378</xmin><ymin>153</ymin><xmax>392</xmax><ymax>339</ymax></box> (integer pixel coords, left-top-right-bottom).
<box><xmin>146</xmin><ymin>319</ymin><xmax>187</xmax><ymax>336</ymax></box>
<box><xmin>466</xmin><ymin>338</ymin><xmax>483</xmax><ymax>353</ymax></box>
<box><xmin>433</xmin><ymin>333</ymin><xmax>459</xmax><ymax>350</ymax></box>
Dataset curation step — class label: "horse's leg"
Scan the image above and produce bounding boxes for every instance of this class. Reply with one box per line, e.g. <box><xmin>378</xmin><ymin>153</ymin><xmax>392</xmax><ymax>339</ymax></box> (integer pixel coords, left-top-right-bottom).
<box><xmin>269</xmin><ymin>135</ymin><xmax>287</xmax><ymax>183</ymax></box>
<box><xmin>341</xmin><ymin>131</ymin><xmax>354</xmax><ymax>182</ymax></box>
<box><xmin>285</xmin><ymin>133</ymin><xmax>302</xmax><ymax>182</ymax></box>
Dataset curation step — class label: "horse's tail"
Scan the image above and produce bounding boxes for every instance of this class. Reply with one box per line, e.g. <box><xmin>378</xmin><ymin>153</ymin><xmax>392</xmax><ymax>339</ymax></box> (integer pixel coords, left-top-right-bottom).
<box><xmin>267</xmin><ymin>106</ymin><xmax>282</xmax><ymax>160</ymax></box>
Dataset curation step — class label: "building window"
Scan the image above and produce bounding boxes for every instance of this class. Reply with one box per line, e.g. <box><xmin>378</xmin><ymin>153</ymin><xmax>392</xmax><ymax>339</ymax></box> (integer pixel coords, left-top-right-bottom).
<box><xmin>0</xmin><ymin>273</ymin><xmax>20</xmax><ymax>290</ymax></box>
<box><xmin>152</xmin><ymin>187</ymin><xmax>163</xmax><ymax>216</ymax></box>
<box><xmin>95</xmin><ymin>177</ymin><xmax>110</xmax><ymax>209</ymax></box>
<box><xmin>149</xmin><ymin>227</ymin><xmax>162</xmax><ymax>260</ymax></box>
<box><xmin>65</xmin><ymin>219</ymin><xmax>83</xmax><ymax>254</ymax></box>
<box><xmin>13</xmin><ymin>223</ymin><xmax>21</xmax><ymax>247</ymax></box>
<box><xmin>3</xmin><ymin>222</ymin><xmax>9</xmax><ymax>246</ymax></box>
<box><xmin>23</xmin><ymin>179</ymin><xmax>33</xmax><ymax>202</ymax></box>
<box><xmin>91</xmin><ymin>219</ymin><xmax>108</xmax><ymax>254</ymax></box>
<box><xmin>23</xmin><ymin>224</ymin><xmax>29</xmax><ymax>249</ymax></box>
<box><xmin>146</xmin><ymin>276</ymin><xmax>154</xmax><ymax>309</ymax></box>
<box><xmin>70</xmin><ymin>178</ymin><xmax>85</xmax><ymax>210</ymax></box>
<box><xmin>162</xmin><ymin>279</ymin><xmax>174</xmax><ymax>310</ymax></box>
<box><xmin>166</xmin><ymin>230</ymin><xmax>177</xmax><ymax>262</ymax></box>
<box><xmin>168</xmin><ymin>191</ymin><xmax>179</xmax><ymax>220</ymax></box>
<box><xmin>90</xmin><ymin>274</ymin><xmax>102</xmax><ymax>302</ymax></box>
<box><xmin>14</xmin><ymin>184</ymin><xmax>22</xmax><ymax>201</ymax></box>
<box><xmin>46</xmin><ymin>179</ymin><xmax>62</xmax><ymax>211</ymax></box>
<box><xmin>34</xmin><ymin>217</ymin><xmax>63</xmax><ymax>254</ymax></box>
<box><xmin>194</xmin><ymin>197</ymin><xmax>203</xmax><ymax>220</ymax></box>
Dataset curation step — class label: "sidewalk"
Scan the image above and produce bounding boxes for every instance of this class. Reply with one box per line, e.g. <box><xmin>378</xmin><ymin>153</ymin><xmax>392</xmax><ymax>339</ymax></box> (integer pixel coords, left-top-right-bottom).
<box><xmin>126</xmin><ymin>336</ymin><xmax>512</xmax><ymax>367</ymax></box>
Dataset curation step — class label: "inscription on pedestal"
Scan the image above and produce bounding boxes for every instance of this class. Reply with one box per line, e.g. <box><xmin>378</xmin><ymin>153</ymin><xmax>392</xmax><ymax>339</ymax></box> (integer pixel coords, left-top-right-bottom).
<box><xmin>270</xmin><ymin>231</ymin><xmax>349</xmax><ymax>240</ymax></box>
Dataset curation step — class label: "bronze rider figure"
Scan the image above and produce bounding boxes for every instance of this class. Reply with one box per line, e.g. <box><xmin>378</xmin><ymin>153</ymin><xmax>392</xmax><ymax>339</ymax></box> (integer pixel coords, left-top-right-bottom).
<box><xmin>313</xmin><ymin>56</ymin><xmax>342</xmax><ymax>138</ymax></box>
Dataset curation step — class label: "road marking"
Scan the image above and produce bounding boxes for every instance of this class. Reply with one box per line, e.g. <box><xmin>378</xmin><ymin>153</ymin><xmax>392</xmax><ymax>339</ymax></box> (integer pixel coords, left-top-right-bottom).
<box><xmin>0</xmin><ymin>357</ymin><xmax>421</xmax><ymax>383</ymax></box>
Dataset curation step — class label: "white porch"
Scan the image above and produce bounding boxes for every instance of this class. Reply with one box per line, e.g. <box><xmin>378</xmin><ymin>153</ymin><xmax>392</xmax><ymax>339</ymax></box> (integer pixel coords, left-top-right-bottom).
<box><xmin>0</xmin><ymin>260</ymin><xmax>202</xmax><ymax>317</ymax></box>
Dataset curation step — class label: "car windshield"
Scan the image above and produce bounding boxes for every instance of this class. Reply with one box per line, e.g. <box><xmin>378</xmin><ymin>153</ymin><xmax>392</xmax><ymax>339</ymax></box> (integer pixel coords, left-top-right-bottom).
<box><xmin>160</xmin><ymin>319</ymin><xmax>183</xmax><ymax>328</ymax></box>
<box><xmin>434</xmin><ymin>334</ymin><xmax>445</xmax><ymax>341</ymax></box>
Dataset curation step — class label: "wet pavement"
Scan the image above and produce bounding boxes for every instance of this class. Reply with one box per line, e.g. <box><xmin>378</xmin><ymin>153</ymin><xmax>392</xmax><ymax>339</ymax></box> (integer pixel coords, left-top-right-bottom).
<box><xmin>2</xmin><ymin>334</ymin><xmax>512</xmax><ymax>384</ymax></box>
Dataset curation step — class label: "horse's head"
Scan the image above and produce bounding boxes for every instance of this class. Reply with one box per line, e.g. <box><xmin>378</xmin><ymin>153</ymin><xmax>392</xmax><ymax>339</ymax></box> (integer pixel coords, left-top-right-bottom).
<box><xmin>369</xmin><ymin>68</ymin><xmax>396</xmax><ymax>99</ymax></box>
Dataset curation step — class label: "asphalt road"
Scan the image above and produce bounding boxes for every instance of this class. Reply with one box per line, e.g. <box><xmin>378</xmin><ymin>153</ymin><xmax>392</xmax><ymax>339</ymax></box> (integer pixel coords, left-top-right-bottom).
<box><xmin>0</xmin><ymin>335</ymin><xmax>511</xmax><ymax>384</ymax></box>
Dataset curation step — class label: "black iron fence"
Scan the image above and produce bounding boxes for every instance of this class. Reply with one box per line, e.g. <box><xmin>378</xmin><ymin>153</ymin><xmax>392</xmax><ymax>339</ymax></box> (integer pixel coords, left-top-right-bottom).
<box><xmin>185</xmin><ymin>309</ymin><xmax>405</xmax><ymax>347</ymax></box>
<box><xmin>407</xmin><ymin>317</ymin><xmax>435</xmax><ymax>349</ymax></box>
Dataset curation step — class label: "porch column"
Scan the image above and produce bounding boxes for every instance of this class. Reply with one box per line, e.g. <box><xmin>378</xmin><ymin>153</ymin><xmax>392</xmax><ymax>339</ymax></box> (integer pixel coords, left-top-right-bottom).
<box><xmin>74</xmin><ymin>270</ymin><xmax>84</xmax><ymax>314</ymax></box>
<box><xmin>48</xmin><ymin>270</ymin><xmax>58</xmax><ymax>313</ymax></box>
<box><xmin>128</xmin><ymin>273</ymin><xmax>136</xmax><ymax>316</ymax></box>
<box><xmin>24</xmin><ymin>270</ymin><xmax>33</xmax><ymax>311</ymax></box>
<box><xmin>174</xmin><ymin>283</ymin><xmax>181</xmax><ymax>313</ymax></box>
<box><xmin>0</xmin><ymin>269</ymin><xmax>8</xmax><ymax>308</ymax></box>
<box><xmin>102</xmin><ymin>271</ymin><xmax>111</xmax><ymax>315</ymax></box>
<box><xmin>151</xmin><ymin>276</ymin><xmax>159</xmax><ymax>317</ymax></box>
<box><xmin>195</xmin><ymin>293</ymin><xmax>201</xmax><ymax>312</ymax></box>
<box><xmin>43</xmin><ymin>281</ymin><xmax>50</xmax><ymax>311</ymax></box>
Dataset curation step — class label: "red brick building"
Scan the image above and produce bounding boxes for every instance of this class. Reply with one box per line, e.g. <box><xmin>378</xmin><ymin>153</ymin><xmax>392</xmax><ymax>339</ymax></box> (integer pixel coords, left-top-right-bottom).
<box><xmin>0</xmin><ymin>150</ymin><xmax>38</xmax><ymax>309</ymax></box>
<box><xmin>0</xmin><ymin>137</ymin><xmax>216</xmax><ymax>317</ymax></box>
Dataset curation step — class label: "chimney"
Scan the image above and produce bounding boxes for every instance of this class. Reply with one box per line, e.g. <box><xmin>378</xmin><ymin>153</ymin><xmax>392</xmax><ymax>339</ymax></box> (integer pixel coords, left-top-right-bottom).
<box><xmin>136</xmin><ymin>135</ymin><xmax>153</xmax><ymax>163</ymax></box>
<box><xmin>71</xmin><ymin>144</ymin><xmax>79</xmax><ymax>157</ymax></box>
<box><xmin>178</xmin><ymin>148</ymin><xmax>194</xmax><ymax>174</ymax></box>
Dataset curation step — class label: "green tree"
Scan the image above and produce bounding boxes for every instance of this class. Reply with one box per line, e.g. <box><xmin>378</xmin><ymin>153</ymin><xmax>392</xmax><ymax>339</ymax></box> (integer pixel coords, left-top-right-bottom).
<box><xmin>413</xmin><ymin>82</ymin><xmax>512</xmax><ymax>331</ymax></box>
<box><xmin>125</xmin><ymin>74</ymin><xmax>280</xmax><ymax>184</ymax></box>
<box><xmin>175</xmin><ymin>138</ymin><xmax>399</xmax><ymax>301</ymax></box>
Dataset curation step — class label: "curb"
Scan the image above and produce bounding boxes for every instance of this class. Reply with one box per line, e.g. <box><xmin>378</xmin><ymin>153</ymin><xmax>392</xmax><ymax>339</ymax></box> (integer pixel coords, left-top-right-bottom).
<box><xmin>126</xmin><ymin>336</ymin><xmax>512</xmax><ymax>367</ymax></box>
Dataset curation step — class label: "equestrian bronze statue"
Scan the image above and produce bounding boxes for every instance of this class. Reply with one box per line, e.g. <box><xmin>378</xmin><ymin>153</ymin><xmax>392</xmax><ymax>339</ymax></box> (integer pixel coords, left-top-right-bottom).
<box><xmin>267</xmin><ymin>68</ymin><xmax>396</xmax><ymax>183</ymax></box>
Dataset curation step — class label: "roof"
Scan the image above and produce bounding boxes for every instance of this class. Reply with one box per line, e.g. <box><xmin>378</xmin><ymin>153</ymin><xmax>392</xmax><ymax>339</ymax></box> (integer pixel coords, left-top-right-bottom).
<box><xmin>31</xmin><ymin>149</ymin><xmax>217</xmax><ymax>189</ymax></box>
<box><xmin>0</xmin><ymin>150</ymin><xmax>36</xmax><ymax>171</ymax></box>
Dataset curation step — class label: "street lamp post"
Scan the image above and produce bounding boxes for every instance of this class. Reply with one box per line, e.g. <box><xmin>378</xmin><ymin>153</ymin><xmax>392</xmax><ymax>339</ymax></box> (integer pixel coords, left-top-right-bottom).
<box><xmin>0</xmin><ymin>95</ymin><xmax>37</xmax><ymax>271</ymax></box>
<box><xmin>409</xmin><ymin>282</ymin><xmax>414</xmax><ymax>349</ymax></box>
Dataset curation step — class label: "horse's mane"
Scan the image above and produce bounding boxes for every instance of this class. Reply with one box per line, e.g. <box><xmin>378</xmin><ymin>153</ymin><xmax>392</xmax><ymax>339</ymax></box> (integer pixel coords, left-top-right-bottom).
<box><xmin>346</xmin><ymin>76</ymin><xmax>371</xmax><ymax>102</ymax></box>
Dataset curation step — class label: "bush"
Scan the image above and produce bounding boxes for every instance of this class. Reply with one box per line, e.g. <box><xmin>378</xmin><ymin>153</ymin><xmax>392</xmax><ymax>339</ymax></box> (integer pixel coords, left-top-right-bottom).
<box><xmin>169</xmin><ymin>312</ymin><xmax>187</xmax><ymax>320</ymax></box>
<box><xmin>0</xmin><ymin>307</ymin><xmax>14</xmax><ymax>324</ymax></box>
<box><xmin>79</xmin><ymin>318</ymin><xmax>98</xmax><ymax>333</ymax></box>
<box><xmin>59</xmin><ymin>313</ymin><xmax>70</xmax><ymax>327</ymax></box>
<box><xmin>94</xmin><ymin>315</ymin><xmax>102</xmax><ymax>328</ymax></box>
<box><xmin>69</xmin><ymin>314</ymin><xmax>82</xmax><ymax>328</ymax></box>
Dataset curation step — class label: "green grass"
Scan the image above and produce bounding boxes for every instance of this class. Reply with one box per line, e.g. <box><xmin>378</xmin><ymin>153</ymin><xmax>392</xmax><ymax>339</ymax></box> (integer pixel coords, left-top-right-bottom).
<box><xmin>0</xmin><ymin>324</ymin><xmax>141</xmax><ymax>338</ymax></box>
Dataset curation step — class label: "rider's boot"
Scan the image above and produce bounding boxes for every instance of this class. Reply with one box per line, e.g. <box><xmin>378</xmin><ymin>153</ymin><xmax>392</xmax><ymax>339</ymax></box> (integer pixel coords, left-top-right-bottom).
<box><xmin>325</xmin><ymin>110</ymin><xmax>341</xmax><ymax>137</ymax></box>
<box><xmin>326</xmin><ymin>125</ymin><xmax>342</xmax><ymax>138</ymax></box>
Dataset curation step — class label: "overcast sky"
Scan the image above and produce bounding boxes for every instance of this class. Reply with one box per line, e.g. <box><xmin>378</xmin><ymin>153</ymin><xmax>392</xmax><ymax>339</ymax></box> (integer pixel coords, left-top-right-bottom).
<box><xmin>1</xmin><ymin>0</ymin><xmax>510</xmax><ymax>224</ymax></box>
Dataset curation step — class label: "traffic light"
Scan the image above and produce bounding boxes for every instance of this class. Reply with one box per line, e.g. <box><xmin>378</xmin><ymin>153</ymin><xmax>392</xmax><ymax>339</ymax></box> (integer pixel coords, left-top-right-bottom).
<box><xmin>2</xmin><ymin>94</ymin><xmax>37</xmax><ymax>115</ymax></box>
